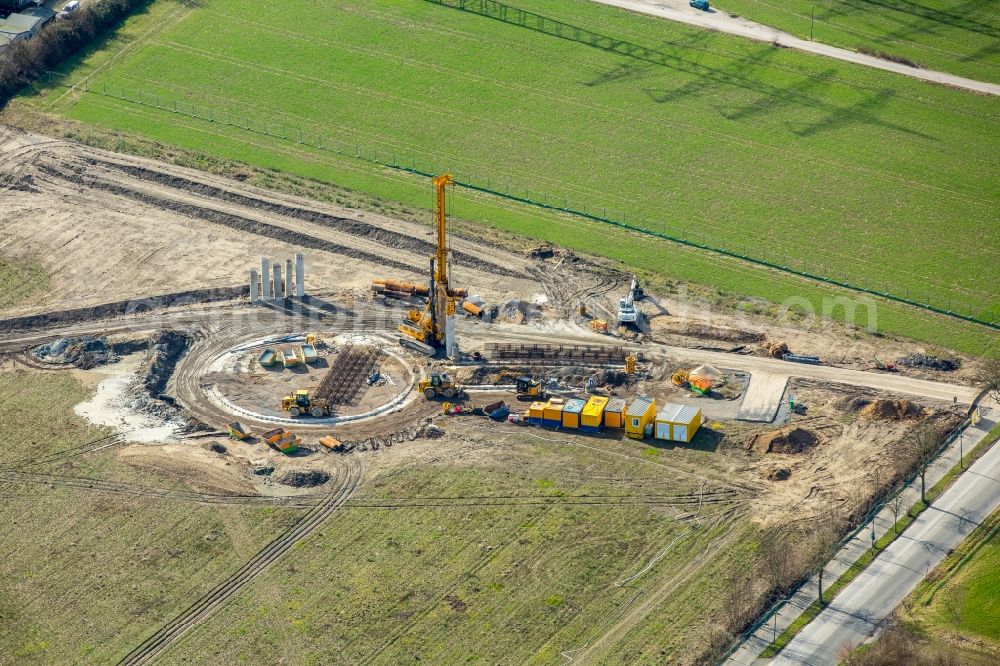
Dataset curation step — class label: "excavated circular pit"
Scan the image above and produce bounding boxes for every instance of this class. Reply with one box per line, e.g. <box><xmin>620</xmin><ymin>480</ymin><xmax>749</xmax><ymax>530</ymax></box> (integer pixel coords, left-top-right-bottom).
<box><xmin>198</xmin><ymin>332</ymin><xmax>420</xmax><ymax>427</ymax></box>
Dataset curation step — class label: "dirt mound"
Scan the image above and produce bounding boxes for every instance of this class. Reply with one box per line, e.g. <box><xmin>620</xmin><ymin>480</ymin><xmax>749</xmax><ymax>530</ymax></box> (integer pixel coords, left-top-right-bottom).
<box><xmin>205</xmin><ymin>441</ymin><xmax>228</xmax><ymax>455</ymax></box>
<box><xmin>897</xmin><ymin>354</ymin><xmax>959</xmax><ymax>371</ymax></box>
<box><xmin>33</xmin><ymin>336</ymin><xmax>116</xmax><ymax>368</ymax></box>
<box><xmin>750</xmin><ymin>427</ymin><xmax>818</xmax><ymax>454</ymax></box>
<box><xmin>762</xmin><ymin>340</ymin><xmax>788</xmax><ymax>358</ymax></box>
<box><xmin>278</xmin><ymin>470</ymin><xmax>331</xmax><ymax>488</ymax></box>
<box><xmin>860</xmin><ymin>399</ymin><xmax>924</xmax><ymax>421</ymax></box>
<box><xmin>674</xmin><ymin>323</ymin><xmax>765</xmax><ymax>344</ymax></box>
<box><xmin>833</xmin><ymin>395</ymin><xmax>871</xmax><ymax>412</ymax></box>
<box><xmin>767</xmin><ymin>467</ymin><xmax>791</xmax><ymax>481</ymax></box>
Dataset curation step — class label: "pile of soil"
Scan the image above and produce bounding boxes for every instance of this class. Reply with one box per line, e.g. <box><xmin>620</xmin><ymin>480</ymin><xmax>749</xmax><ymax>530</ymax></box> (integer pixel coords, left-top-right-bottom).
<box><xmin>897</xmin><ymin>354</ymin><xmax>959</xmax><ymax>371</ymax></box>
<box><xmin>767</xmin><ymin>467</ymin><xmax>791</xmax><ymax>481</ymax></box>
<box><xmin>498</xmin><ymin>300</ymin><xmax>530</xmax><ymax>324</ymax></box>
<box><xmin>750</xmin><ymin>427</ymin><xmax>818</xmax><ymax>454</ymax></box>
<box><xmin>674</xmin><ymin>323</ymin><xmax>765</xmax><ymax>344</ymax></box>
<box><xmin>33</xmin><ymin>336</ymin><xmax>116</xmax><ymax>368</ymax></box>
<box><xmin>761</xmin><ymin>341</ymin><xmax>789</xmax><ymax>359</ymax></box>
<box><xmin>205</xmin><ymin>441</ymin><xmax>228</xmax><ymax>455</ymax></box>
<box><xmin>278</xmin><ymin>470</ymin><xmax>331</xmax><ymax>488</ymax></box>
<box><xmin>833</xmin><ymin>395</ymin><xmax>871</xmax><ymax>412</ymax></box>
<box><xmin>860</xmin><ymin>399</ymin><xmax>924</xmax><ymax>421</ymax></box>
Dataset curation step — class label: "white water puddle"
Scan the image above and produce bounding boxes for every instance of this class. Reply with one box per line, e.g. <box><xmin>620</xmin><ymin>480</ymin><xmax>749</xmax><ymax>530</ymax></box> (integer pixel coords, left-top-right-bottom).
<box><xmin>74</xmin><ymin>356</ymin><xmax>181</xmax><ymax>443</ymax></box>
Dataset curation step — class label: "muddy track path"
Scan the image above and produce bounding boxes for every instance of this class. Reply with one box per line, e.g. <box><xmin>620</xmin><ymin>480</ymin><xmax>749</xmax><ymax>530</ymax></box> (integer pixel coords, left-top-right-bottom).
<box><xmin>89</xmin><ymin>158</ymin><xmax>517</xmax><ymax>277</ymax></box>
<box><xmin>118</xmin><ymin>456</ymin><xmax>364</xmax><ymax>666</ymax></box>
<box><xmin>0</xmin><ymin>469</ymin><xmax>327</xmax><ymax>508</ymax></box>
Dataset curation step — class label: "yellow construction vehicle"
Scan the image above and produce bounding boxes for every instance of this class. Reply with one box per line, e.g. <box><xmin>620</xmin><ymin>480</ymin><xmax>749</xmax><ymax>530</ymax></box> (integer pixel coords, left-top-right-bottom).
<box><xmin>625</xmin><ymin>354</ymin><xmax>637</xmax><ymax>375</ymax></box>
<box><xmin>418</xmin><ymin>372</ymin><xmax>465</xmax><ymax>400</ymax></box>
<box><xmin>281</xmin><ymin>389</ymin><xmax>332</xmax><ymax>417</ymax></box>
<box><xmin>516</xmin><ymin>376</ymin><xmax>546</xmax><ymax>400</ymax></box>
<box><xmin>377</xmin><ymin>174</ymin><xmax>465</xmax><ymax>357</ymax></box>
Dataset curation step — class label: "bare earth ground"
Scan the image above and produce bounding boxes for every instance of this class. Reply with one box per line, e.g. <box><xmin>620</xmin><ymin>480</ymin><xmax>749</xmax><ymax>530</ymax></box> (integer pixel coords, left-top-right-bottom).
<box><xmin>0</xmin><ymin>126</ymin><xmax>987</xmax><ymax>664</ymax></box>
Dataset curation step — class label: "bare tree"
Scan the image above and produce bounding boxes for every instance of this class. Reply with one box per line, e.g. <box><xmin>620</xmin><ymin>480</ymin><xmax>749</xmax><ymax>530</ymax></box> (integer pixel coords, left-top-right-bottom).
<box><xmin>720</xmin><ymin>569</ymin><xmax>759</xmax><ymax>632</ymax></box>
<box><xmin>758</xmin><ymin>528</ymin><xmax>800</xmax><ymax>589</ymax></box>
<box><xmin>807</xmin><ymin>522</ymin><xmax>841</xmax><ymax>605</ymax></box>
<box><xmin>903</xmin><ymin>425</ymin><xmax>942</xmax><ymax>505</ymax></box>
<box><xmin>889</xmin><ymin>494</ymin><xmax>905</xmax><ymax>533</ymax></box>
<box><xmin>976</xmin><ymin>356</ymin><xmax>1000</xmax><ymax>404</ymax></box>
<box><xmin>942</xmin><ymin>586</ymin><xmax>966</xmax><ymax>631</ymax></box>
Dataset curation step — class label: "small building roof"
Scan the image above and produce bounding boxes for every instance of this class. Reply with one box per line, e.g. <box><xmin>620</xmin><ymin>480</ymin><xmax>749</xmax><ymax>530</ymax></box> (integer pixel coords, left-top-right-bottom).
<box><xmin>0</xmin><ymin>11</ymin><xmax>47</xmax><ymax>33</ymax></box>
<box><xmin>656</xmin><ymin>403</ymin><xmax>701</xmax><ymax>425</ymax></box>
<box><xmin>21</xmin><ymin>6</ymin><xmax>56</xmax><ymax>20</ymax></box>
<box><xmin>626</xmin><ymin>395</ymin><xmax>655</xmax><ymax>417</ymax></box>
<box><xmin>582</xmin><ymin>395</ymin><xmax>609</xmax><ymax>416</ymax></box>
<box><xmin>605</xmin><ymin>397</ymin><xmax>627</xmax><ymax>413</ymax></box>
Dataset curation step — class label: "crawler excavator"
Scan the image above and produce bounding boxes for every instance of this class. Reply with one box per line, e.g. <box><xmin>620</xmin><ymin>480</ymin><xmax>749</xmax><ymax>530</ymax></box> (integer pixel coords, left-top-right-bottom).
<box><xmin>374</xmin><ymin>174</ymin><xmax>466</xmax><ymax>357</ymax></box>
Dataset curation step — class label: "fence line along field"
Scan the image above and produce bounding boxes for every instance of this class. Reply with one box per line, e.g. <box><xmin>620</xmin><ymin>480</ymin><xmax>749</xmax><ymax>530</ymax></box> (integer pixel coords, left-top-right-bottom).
<box><xmin>24</xmin><ymin>0</ymin><xmax>1000</xmax><ymax>332</ymax></box>
<box><xmin>713</xmin><ymin>0</ymin><xmax>1000</xmax><ymax>85</ymax></box>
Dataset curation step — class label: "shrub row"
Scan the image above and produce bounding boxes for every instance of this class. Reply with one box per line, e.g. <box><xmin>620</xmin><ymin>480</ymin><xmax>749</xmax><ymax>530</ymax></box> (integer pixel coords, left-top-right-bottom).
<box><xmin>0</xmin><ymin>0</ymin><xmax>148</xmax><ymax>103</ymax></box>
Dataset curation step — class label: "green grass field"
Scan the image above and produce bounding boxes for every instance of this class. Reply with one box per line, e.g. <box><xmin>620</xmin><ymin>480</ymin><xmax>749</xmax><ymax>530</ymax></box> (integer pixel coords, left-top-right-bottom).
<box><xmin>0</xmin><ymin>252</ymin><xmax>48</xmax><ymax>310</ymax></box>
<box><xmin>14</xmin><ymin>0</ymin><xmax>1000</xmax><ymax>354</ymax></box>
<box><xmin>0</xmin><ymin>371</ymin><xmax>302</xmax><ymax>664</ymax></box>
<box><xmin>151</xmin><ymin>430</ymin><xmax>757</xmax><ymax>665</ymax></box>
<box><xmin>714</xmin><ymin>0</ymin><xmax>1000</xmax><ymax>84</ymax></box>
<box><xmin>904</xmin><ymin>508</ymin><xmax>1000</xmax><ymax>654</ymax></box>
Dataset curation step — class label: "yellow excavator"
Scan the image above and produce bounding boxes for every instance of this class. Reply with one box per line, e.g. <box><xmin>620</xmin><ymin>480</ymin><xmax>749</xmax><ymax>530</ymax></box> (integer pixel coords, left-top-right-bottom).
<box><xmin>516</xmin><ymin>376</ymin><xmax>546</xmax><ymax>401</ymax></box>
<box><xmin>376</xmin><ymin>173</ymin><xmax>466</xmax><ymax>357</ymax></box>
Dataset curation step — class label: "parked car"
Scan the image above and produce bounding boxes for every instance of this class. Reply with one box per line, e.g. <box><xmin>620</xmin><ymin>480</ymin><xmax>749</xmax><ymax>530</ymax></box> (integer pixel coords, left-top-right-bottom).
<box><xmin>689</xmin><ymin>0</ymin><xmax>710</xmax><ymax>10</ymax></box>
<box><xmin>59</xmin><ymin>0</ymin><xmax>80</xmax><ymax>18</ymax></box>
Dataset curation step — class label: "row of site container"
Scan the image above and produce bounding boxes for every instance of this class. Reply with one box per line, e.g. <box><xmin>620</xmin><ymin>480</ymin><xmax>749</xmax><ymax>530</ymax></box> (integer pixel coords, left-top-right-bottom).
<box><xmin>524</xmin><ymin>395</ymin><xmax>702</xmax><ymax>443</ymax></box>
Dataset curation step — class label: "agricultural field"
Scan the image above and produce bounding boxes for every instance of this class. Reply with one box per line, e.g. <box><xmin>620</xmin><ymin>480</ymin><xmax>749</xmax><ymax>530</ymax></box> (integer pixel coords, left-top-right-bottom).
<box><xmin>714</xmin><ymin>0</ymin><xmax>1000</xmax><ymax>84</ymax></box>
<box><xmin>0</xmin><ymin>371</ymin><xmax>302</xmax><ymax>664</ymax></box>
<box><xmin>14</xmin><ymin>0</ymin><xmax>1000</xmax><ymax>354</ymax></box>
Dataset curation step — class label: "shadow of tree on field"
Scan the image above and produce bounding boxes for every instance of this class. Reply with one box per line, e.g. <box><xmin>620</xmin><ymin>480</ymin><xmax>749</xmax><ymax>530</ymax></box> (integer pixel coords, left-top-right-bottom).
<box><xmin>423</xmin><ymin>0</ymin><xmax>934</xmax><ymax>139</ymax></box>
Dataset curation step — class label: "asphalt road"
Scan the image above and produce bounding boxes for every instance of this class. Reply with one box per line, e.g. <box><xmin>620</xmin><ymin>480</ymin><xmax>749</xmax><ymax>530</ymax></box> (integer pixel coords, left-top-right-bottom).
<box><xmin>772</xmin><ymin>422</ymin><xmax>1000</xmax><ymax>664</ymax></box>
<box><xmin>592</xmin><ymin>0</ymin><xmax>1000</xmax><ymax>96</ymax></box>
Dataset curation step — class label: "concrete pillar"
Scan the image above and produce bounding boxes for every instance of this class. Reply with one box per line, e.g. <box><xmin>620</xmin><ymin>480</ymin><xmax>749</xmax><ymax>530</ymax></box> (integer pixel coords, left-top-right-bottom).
<box><xmin>285</xmin><ymin>258</ymin><xmax>293</xmax><ymax>298</ymax></box>
<box><xmin>295</xmin><ymin>253</ymin><xmax>305</xmax><ymax>298</ymax></box>
<box><xmin>249</xmin><ymin>269</ymin><xmax>259</xmax><ymax>302</ymax></box>
<box><xmin>273</xmin><ymin>265</ymin><xmax>282</xmax><ymax>301</ymax></box>
<box><xmin>261</xmin><ymin>257</ymin><xmax>271</xmax><ymax>300</ymax></box>
<box><xmin>445</xmin><ymin>300</ymin><xmax>457</xmax><ymax>359</ymax></box>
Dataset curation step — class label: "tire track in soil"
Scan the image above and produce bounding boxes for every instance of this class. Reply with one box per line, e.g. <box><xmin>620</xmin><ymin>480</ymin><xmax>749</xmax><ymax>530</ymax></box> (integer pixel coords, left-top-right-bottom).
<box><xmin>117</xmin><ymin>456</ymin><xmax>364</xmax><ymax>666</ymax></box>
<box><xmin>0</xmin><ymin>470</ymin><xmax>325</xmax><ymax>509</ymax></box>
<box><xmin>36</xmin><ymin>163</ymin><xmax>418</xmax><ymax>274</ymax></box>
<box><xmin>89</xmin><ymin>158</ymin><xmax>518</xmax><ymax>277</ymax></box>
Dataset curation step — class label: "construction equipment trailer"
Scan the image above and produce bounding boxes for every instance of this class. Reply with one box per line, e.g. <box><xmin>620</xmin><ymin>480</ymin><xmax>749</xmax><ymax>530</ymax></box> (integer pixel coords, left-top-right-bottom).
<box><xmin>617</xmin><ymin>276</ymin><xmax>643</xmax><ymax>326</ymax></box>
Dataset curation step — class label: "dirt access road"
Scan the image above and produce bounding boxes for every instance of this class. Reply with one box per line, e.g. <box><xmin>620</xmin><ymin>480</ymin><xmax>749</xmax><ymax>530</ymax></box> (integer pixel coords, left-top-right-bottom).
<box><xmin>591</xmin><ymin>0</ymin><xmax>1000</xmax><ymax>96</ymax></box>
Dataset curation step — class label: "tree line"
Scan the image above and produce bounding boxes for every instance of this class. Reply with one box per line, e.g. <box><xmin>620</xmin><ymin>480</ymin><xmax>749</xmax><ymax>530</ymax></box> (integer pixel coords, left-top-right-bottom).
<box><xmin>0</xmin><ymin>0</ymin><xmax>148</xmax><ymax>104</ymax></box>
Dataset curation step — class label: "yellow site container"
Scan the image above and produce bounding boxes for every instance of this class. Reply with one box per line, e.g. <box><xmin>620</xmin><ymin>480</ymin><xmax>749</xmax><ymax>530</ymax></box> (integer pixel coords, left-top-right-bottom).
<box><xmin>527</xmin><ymin>401</ymin><xmax>546</xmax><ymax>424</ymax></box>
<box><xmin>604</xmin><ymin>397</ymin><xmax>627</xmax><ymax>429</ymax></box>
<box><xmin>542</xmin><ymin>398</ymin><xmax>565</xmax><ymax>427</ymax></box>
<box><xmin>561</xmin><ymin>398</ymin><xmax>585</xmax><ymax>429</ymax></box>
<box><xmin>581</xmin><ymin>396</ymin><xmax>609</xmax><ymax>432</ymax></box>
<box><xmin>654</xmin><ymin>404</ymin><xmax>703</xmax><ymax>443</ymax></box>
<box><xmin>625</xmin><ymin>396</ymin><xmax>656</xmax><ymax>440</ymax></box>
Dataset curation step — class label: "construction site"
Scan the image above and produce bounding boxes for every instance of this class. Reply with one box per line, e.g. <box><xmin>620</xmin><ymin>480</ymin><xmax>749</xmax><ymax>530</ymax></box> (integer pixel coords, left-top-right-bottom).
<box><xmin>0</xmin><ymin>126</ymin><xmax>994</xmax><ymax>664</ymax></box>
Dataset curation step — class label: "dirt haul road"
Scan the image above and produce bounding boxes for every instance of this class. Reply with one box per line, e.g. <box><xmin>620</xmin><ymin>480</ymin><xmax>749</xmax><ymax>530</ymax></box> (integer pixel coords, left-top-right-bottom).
<box><xmin>0</xmin><ymin>127</ymin><xmax>540</xmax><ymax>316</ymax></box>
